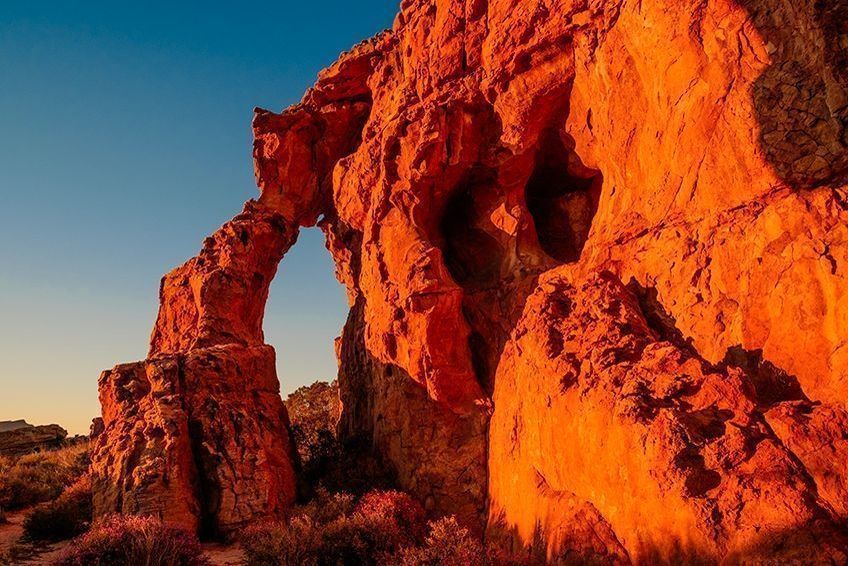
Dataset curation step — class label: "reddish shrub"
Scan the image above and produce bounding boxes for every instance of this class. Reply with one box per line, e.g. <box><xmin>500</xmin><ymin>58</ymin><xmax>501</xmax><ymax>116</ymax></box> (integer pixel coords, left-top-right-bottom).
<box><xmin>56</xmin><ymin>515</ymin><xmax>208</xmax><ymax>566</ymax></box>
<box><xmin>296</xmin><ymin>488</ymin><xmax>357</xmax><ymax>525</ymax></box>
<box><xmin>354</xmin><ymin>490</ymin><xmax>427</xmax><ymax>546</ymax></box>
<box><xmin>241</xmin><ymin>517</ymin><xmax>323</xmax><ymax>565</ymax></box>
<box><xmin>241</xmin><ymin>489</ymin><xmax>427</xmax><ymax>566</ymax></box>
<box><xmin>241</xmin><ymin>490</ymin><xmax>356</xmax><ymax>565</ymax></box>
<box><xmin>395</xmin><ymin>517</ymin><xmax>486</xmax><ymax>566</ymax></box>
<box><xmin>23</xmin><ymin>475</ymin><xmax>92</xmax><ymax>541</ymax></box>
<box><xmin>320</xmin><ymin>490</ymin><xmax>426</xmax><ymax>564</ymax></box>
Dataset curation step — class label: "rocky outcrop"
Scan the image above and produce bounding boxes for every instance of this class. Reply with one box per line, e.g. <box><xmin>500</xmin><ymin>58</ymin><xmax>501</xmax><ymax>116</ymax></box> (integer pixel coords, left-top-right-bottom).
<box><xmin>336</xmin><ymin>299</ymin><xmax>488</xmax><ymax>526</ymax></box>
<box><xmin>0</xmin><ymin>424</ymin><xmax>67</xmax><ymax>457</ymax></box>
<box><xmin>0</xmin><ymin>420</ymin><xmax>33</xmax><ymax>434</ymax></box>
<box><xmin>90</xmin><ymin>202</ymin><xmax>298</xmax><ymax>538</ymax></box>
<box><xmin>488</xmin><ymin>270</ymin><xmax>848</xmax><ymax>563</ymax></box>
<box><xmin>93</xmin><ymin>0</ymin><xmax>848</xmax><ymax>560</ymax></box>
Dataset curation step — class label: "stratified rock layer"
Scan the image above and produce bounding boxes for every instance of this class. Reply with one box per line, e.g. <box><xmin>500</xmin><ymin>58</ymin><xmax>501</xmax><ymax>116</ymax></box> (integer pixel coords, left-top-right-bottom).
<box><xmin>0</xmin><ymin>423</ymin><xmax>67</xmax><ymax>457</ymax></box>
<box><xmin>93</xmin><ymin>0</ymin><xmax>848</xmax><ymax>560</ymax></box>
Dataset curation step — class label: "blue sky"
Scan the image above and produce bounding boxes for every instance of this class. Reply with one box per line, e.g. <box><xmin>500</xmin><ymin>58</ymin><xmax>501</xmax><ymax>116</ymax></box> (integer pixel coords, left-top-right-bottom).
<box><xmin>0</xmin><ymin>1</ymin><xmax>397</xmax><ymax>434</ymax></box>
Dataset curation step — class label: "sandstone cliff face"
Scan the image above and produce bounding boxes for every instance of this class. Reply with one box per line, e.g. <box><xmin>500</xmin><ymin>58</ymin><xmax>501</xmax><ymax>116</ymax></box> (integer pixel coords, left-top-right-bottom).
<box><xmin>488</xmin><ymin>270</ymin><xmax>848</xmax><ymax>562</ymax></box>
<box><xmin>93</xmin><ymin>0</ymin><xmax>847</xmax><ymax>561</ymax></box>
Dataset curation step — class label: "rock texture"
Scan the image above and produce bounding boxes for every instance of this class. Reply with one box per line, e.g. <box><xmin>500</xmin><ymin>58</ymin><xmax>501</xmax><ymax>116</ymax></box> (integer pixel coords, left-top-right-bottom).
<box><xmin>0</xmin><ymin>424</ymin><xmax>67</xmax><ymax>457</ymax></box>
<box><xmin>488</xmin><ymin>270</ymin><xmax>848</xmax><ymax>563</ymax></box>
<box><xmin>90</xmin><ymin>202</ymin><xmax>298</xmax><ymax>538</ymax></box>
<box><xmin>93</xmin><ymin>0</ymin><xmax>848</xmax><ymax>560</ymax></box>
<box><xmin>0</xmin><ymin>420</ymin><xmax>33</xmax><ymax>434</ymax></box>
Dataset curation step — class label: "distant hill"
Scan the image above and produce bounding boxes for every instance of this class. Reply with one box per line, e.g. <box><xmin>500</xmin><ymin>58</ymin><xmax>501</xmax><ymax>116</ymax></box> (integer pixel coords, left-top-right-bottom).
<box><xmin>0</xmin><ymin>419</ymin><xmax>32</xmax><ymax>433</ymax></box>
<box><xmin>0</xmin><ymin>422</ymin><xmax>67</xmax><ymax>456</ymax></box>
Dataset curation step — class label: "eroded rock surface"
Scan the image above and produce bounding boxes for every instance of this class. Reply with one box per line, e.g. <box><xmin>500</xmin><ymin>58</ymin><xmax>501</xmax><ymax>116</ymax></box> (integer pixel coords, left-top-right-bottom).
<box><xmin>0</xmin><ymin>424</ymin><xmax>67</xmax><ymax>457</ymax></box>
<box><xmin>488</xmin><ymin>270</ymin><xmax>847</xmax><ymax>563</ymax></box>
<box><xmin>94</xmin><ymin>0</ymin><xmax>848</xmax><ymax>560</ymax></box>
<box><xmin>90</xmin><ymin>202</ymin><xmax>298</xmax><ymax>537</ymax></box>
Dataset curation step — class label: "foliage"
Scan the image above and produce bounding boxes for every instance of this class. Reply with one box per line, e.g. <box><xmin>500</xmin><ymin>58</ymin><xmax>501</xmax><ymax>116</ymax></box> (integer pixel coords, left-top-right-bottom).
<box><xmin>285</xmin><ymin>381</ymin><xmax>393</xmax><ymax>494</ymax></box>
<box><xmin>0</xmin><ymin>442</ymin><xmax>89</xmax><ymax>510</ymax></box>
<box><xmin>395</xmin><ymin>517</ymin><xmax>486</xmax><ymax>566</ymax></box>
<box><xmin>56</xmin><ymin>514</ymin><xmax>208</xmax><ymax>566</ymax></box>
<box><xmin>241</xmin><ymin>517</ymin><xmax>322</xmax><ymax>566</ymax></box>
<box><xmin>285</xmin><ymin>381</ymin><xmax>344</xmax><ymax>487</ymax></box>
<box><xmin>241</xmin><ymin>489</ymin><xmax>428</xmax><ymax>566</ymax></box>
<box><xmin>23</xmin><ymin>475</ymin><xmax>92</xmax><ymax>541</ymax></box>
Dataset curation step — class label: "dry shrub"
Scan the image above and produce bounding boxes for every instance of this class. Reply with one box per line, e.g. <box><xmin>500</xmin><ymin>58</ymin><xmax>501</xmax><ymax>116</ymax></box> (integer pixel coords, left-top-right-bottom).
<box><xmin>294</xmin><ymin>489</ymin><xmax>357</xmax><ymax>525</ymax></box>
<box><xmin>395</xmin><ymin>517</ymin><xmax>486</xmax><ymax>566</ymax></box>
<box><xmin>0</xmin><ymin>442</ymin><xmax>89</xmax><ymax>509</ymax></box>
<box><xmin>56</xmin><ymin>514</ymin><xmax>208</xmax><ymax>566</ymax></box>
<box><xmin>353</xmin><ymin>490</ymin><xmax>427</xmax><ymax>547</ymax></box>
<box><xmin>241</xmin><ymin>517</ymin><xmax>323</xmax><ymax>566</ymax></box>
<box><xmin>23</xmin><ymin>475</ymin><xmax>92</xmax><ymax>541</ymax></box>
<box><xmin>0</xmin><ymin>453</ymin><xmax>11</xmax><ymax>475</ymax></box>
<box><xmin>241</xmin><ymin>489</ymin><xmax>427</xmax><ymax>566</ymax></box>
<box><xmin>285</xmin><ymin>381</ymin><xmax>395</xmax><ymax>495</ymax></box>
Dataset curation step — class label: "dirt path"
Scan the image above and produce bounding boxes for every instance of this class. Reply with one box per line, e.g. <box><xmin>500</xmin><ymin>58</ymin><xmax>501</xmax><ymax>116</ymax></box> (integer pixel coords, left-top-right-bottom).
<box><xmin>1</xmin><ymin>511</ymin><xmax>245</xmax><ymax>565</ymax></box>
<box><xmin>0</xmin><ymin>512</ymin><xmax>23</xmax><ymax>552</ymax></box>
<box><xmin>202</xmin><ymin>542</ymin><xmax>246</xmax><ymax>565</ymax></box>
<box><xmin>0</xmin><ymin>510</ymin><xmax>69</xmax><ymax>565</ymax></box>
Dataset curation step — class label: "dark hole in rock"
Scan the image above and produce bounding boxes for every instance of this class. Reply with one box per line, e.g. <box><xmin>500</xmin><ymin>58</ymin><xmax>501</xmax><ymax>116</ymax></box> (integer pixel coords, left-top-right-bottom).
<box><xmin>719</xmin><ymin>346</ymin><xmax>807</xmax><ymax>407</ymax></box>
<box><xmin>526</xmin><ymin>130</ymin><xmax>602</xmax><ymax>264</ymax></box>
<box><xmin>440</xmin><ymin>165</ymin><xmax>505</xmax><ymax>287</ymax></box>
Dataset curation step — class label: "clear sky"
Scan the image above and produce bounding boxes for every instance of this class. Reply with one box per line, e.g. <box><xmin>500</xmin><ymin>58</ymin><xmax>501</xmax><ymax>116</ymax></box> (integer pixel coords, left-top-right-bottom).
<box><xmin>0</xmin><ymin>1</ymin><xmax>398</xmax><ymax>435</ymax></box>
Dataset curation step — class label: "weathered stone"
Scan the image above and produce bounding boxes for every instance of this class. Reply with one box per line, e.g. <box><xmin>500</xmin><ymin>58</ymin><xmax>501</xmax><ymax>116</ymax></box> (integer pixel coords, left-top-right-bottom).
<box><xmin>94</xmin><ymin>0</ymin><xmax>848</xmax><ymax>559</ymax></box>
<box><xmin>488</xmin><ymin>270</ymin><xmax>848</xmax><ymax>563</ymax></box>
<box><xmin>0</xmin><ymin>423</ymin><xmax>67</xmax><ymax>457</ymax></box>
<box><xmin>91</xmin><ymin>202</ymin><xmax>298</xmax><ymax>537</ymax></box>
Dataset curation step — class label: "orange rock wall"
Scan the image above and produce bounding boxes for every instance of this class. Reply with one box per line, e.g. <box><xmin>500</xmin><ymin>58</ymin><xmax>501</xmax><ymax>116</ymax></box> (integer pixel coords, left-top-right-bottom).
<box><xmin>94</xmin><ymin>0</ymin><xmax>848</xmax><ymax>560</ymax></box>
<box><xmin>488</xmin><ymin>270</ymin><xmax>847</xmax><ymax>562</ymax></box>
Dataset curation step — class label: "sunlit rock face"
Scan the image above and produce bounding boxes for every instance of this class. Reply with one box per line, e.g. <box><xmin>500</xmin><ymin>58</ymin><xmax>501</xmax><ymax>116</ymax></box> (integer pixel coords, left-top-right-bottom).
<box><xmin>90</xmin><ymin>202</ymin><xmax>299</xmax><ymax>538</ymax></box>
<box><xmin>92</xmin><ymin>0</ymin><xmax>848</xmax><ymax>559</ymax></box>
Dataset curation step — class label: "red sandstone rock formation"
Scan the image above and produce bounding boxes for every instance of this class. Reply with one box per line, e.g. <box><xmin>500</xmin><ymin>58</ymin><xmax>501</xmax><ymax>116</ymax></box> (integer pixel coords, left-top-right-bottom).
<box><xmin>92</xmin><ymin>0</ymin><xmax>848</xmax><ymax>561</ymax></box>
<box><xmin>488</xmin><ymin>270</ymin><xmax>848</xmax><ymax>562</ymax></box>
<box><xmin>90</xmin><ymin>202</ymin><xmax>298</xmax><ymax>537</ymax></box>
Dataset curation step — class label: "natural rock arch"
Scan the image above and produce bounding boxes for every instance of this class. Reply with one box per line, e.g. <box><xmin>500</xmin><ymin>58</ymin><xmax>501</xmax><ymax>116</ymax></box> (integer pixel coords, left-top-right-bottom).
<box><xmin>91</xmin><ymin>0</ymin><xmax>848</xmax><ymax>562</ymax></box>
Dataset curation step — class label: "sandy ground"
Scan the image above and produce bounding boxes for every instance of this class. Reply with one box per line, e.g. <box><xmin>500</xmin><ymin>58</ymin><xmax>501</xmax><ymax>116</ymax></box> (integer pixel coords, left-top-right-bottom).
<box><xmin>202</xmin><ymin>542</ymin><xmax>247</xmax><ymax>565</ymax></box>
<box><xmin>0</xmin><ymin>511</ymin><xmax>68</xmax><ymax>565</ymax></box>
<box><xmin>0</xmin><ymin>510</ymin><xmax>246</xmax><ymax>565</ymax></box>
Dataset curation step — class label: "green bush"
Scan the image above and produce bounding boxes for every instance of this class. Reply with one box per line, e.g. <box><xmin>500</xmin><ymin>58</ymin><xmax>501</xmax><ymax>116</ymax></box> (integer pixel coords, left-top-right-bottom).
<box><xmin>285</xmin><ymin>381</ymin><xmax>393</xmax><ymax>495</ymax></box>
